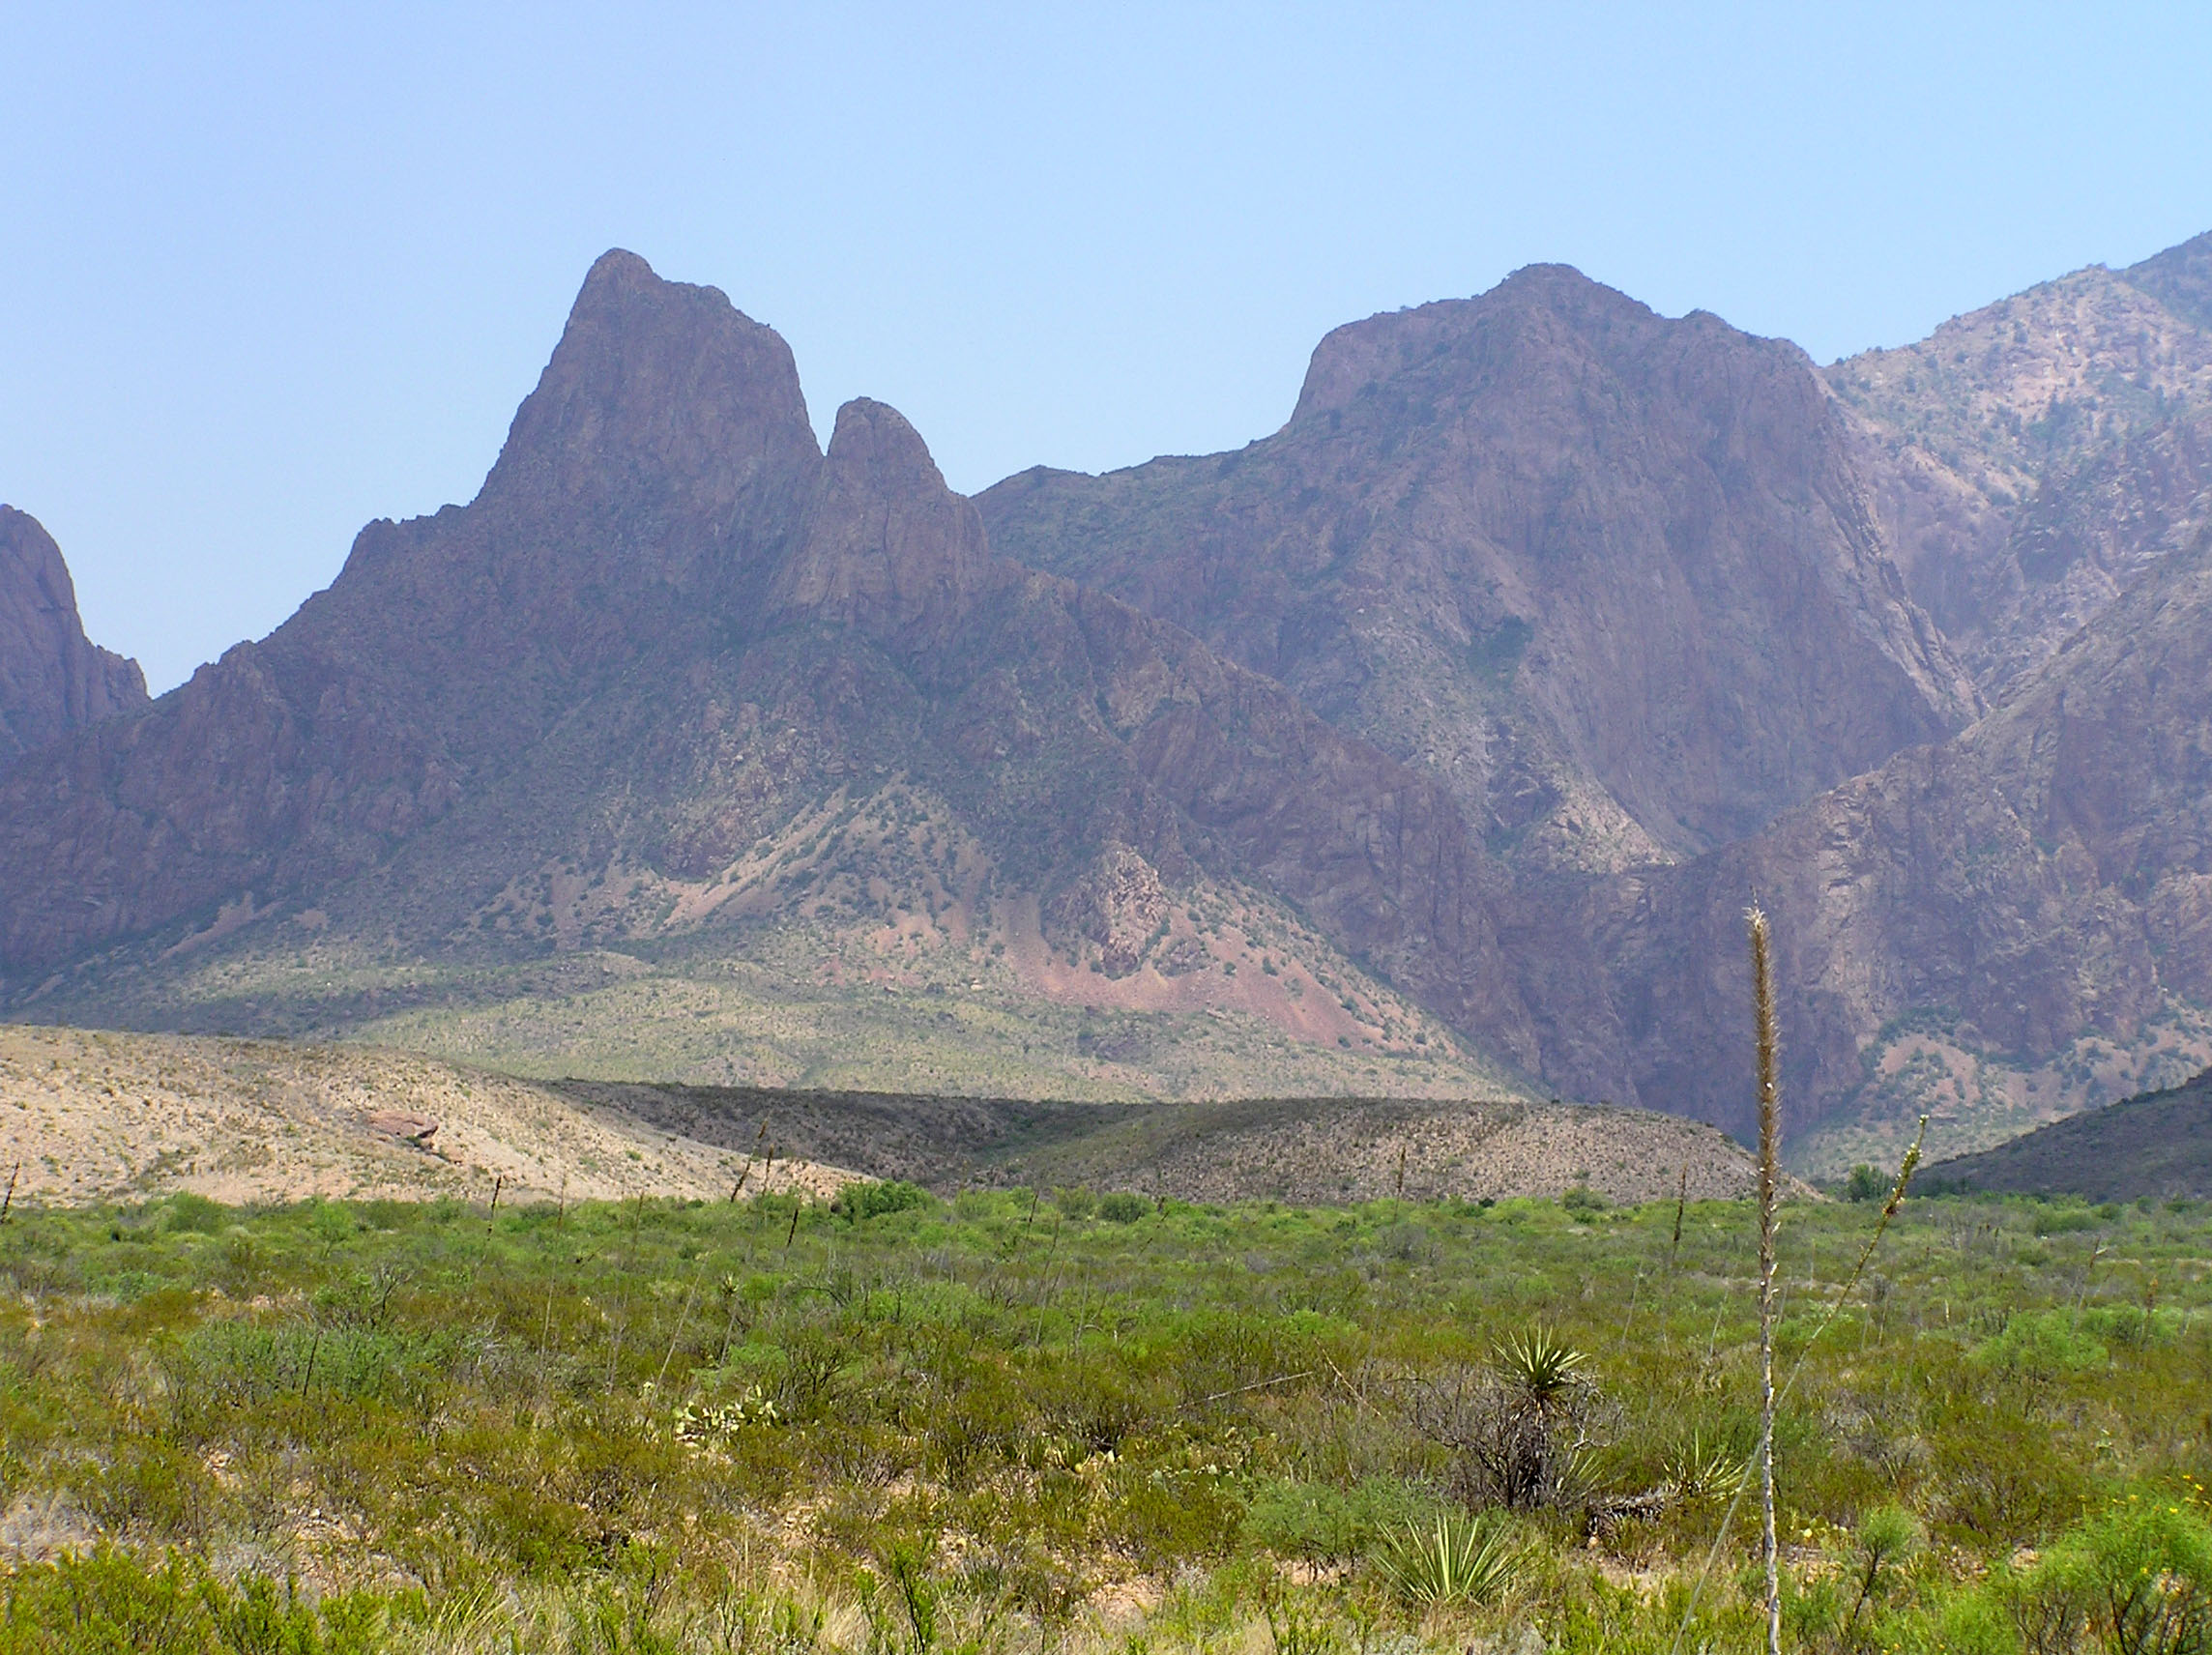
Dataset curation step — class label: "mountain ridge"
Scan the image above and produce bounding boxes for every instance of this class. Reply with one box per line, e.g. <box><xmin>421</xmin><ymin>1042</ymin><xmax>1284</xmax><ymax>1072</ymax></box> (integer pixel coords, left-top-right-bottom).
<box><xmin>8</xmin><ymin>235</ymin><xmax>2212</xmax><ymax>1160</ymax></box>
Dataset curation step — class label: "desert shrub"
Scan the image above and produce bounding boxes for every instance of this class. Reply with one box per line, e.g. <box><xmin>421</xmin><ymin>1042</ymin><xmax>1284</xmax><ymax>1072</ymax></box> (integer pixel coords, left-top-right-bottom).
<box><xmin>2034</xmin><ymin>1205</ymin><xmax>2105</xmax><ymax>1235</ymax></box>
<box><xmin>1972</xmin><ymin>1310</ymin><xmax>2110</xmax><ymax>1379</ymax></box>
<box><xmin>1408</xmin><ymin>1330</ymin><xmax>1604</xmax><ymax>1511</ymax></box>
<box><xmin>1559</xmin><ymin>1185</ymin><xmax>1607</xmax><ymax>1221</ymax></box>
<box><xmin>1846</xmin><ymin>1164</ymin><xmax>1887</xmax><ymax>1202</ymax></box>
<box><xmin>1097</xmin><ymin>1191</ymin><xmax>1150</xmax><ymax>1224</ymax></box>
<box><xmin>2081</xmin><ymin>1304</ymin><xmax>2186</xmax><ymax>1350</ymax></box>
<box><xmin>0</xmin><ymin>1548</ymin><xmax>381</xmax><ymax>1654</ymax></box>
<box><xmin>1931</xmin><ymin>1400</ymin><xmax>2095</xmax><ymax>1544</ymax></box>
<box><xmin>1873</xmin><ymin>1584</ymin><xmax>2019</xmax><ymax>1655</ymax></box>
<box><xmin>2012</xmin><ymin>1499</ymin><xmax>2212</xmax><ymax>1655</ymax></box>
<box><xmin>160</xmin><ymin>1192</ymin><xmax>227</xmax><ymax>1235</ymax></box>
<box><xmin>1243</xmin><ymin>1476</ymin><xmax>1434</xmax><ymax>1562</ymax></box>
<box><xmin>837</xmin><ymin>1180</ymin><xmax>934</xmax><ymax>1224</ymax></box>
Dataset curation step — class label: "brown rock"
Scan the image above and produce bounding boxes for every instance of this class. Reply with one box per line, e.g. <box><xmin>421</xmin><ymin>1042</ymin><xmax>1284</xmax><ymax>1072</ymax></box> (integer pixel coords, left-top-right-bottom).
<box><xmin>364</xmin><ymin>1110</ymin><xmax>439</xmax><ymax>1146</ymax></box>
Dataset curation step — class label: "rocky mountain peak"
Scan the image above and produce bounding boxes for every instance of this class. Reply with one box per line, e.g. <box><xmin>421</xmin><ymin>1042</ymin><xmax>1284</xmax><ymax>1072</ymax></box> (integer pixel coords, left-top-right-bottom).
<box><xmin>771</xmin><ymin>396</ymin><xmax>1001</xmax><ymax>646</ymax></box>
<box><xmin>1289</xmin><ymin>263</ymin><xmax>1653</xmax><ymax>424</ymax></box>
<box><xmin>474</xmin><ymin>248</ymin><xmax>819</xmax><ymax>544</ymax></box>
<box><xmin>0</xmin><ymin>507</ymin><xmax>148</xmax><ymax>764</ymax></box>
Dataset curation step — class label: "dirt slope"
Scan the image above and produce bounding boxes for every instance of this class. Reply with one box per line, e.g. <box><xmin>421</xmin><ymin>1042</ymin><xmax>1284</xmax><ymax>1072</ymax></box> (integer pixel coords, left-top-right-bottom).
<box><xmin>0</xmin><ymin>1025</ymin><xmax>852</xmax><ymax>1206</ymax></box>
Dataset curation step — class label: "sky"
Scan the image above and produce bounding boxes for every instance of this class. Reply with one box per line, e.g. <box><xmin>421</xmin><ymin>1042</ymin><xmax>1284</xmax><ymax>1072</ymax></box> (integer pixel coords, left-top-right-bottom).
<box><xmin>4</xmin><ymin>3</ymin><xmax>2210</xmax><ymax>693</ymax></box>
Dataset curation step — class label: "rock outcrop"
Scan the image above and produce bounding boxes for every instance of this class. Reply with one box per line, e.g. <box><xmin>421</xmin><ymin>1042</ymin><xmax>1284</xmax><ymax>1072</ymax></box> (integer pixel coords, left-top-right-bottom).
<box><xmin>0</xmin><ymin>508</ymin><xmax>147</xmax><ymax>764</ymax></box>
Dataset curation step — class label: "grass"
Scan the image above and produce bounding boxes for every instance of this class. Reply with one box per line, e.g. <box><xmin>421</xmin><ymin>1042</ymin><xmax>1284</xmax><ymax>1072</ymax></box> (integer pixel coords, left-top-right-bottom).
<box><xmin>2</xmin><ymin>1183</ymin><xmax>2212</xmax><ymax>1650</ymax></box>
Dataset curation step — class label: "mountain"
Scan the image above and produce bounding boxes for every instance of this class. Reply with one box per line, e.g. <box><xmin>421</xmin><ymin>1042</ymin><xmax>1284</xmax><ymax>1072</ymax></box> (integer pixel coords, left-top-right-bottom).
<box><xmin>1593</xmin><ymin>524</ymin><xmax>2212</xmax><ymax>1159</ymax></box>
<box><xmin>0</xmin><ymin>253</ymin><xmax>1534</xmax><ymax>1105</ymax></box>
<box><xmin>1924</xmin><ymin>1066</ymin><xmax>2212</xmax><ymax>1202</ymax></box>
<box><xmin>9</xmin><ymin>237</ymin><xmax>2212</xmax><ymax>1167</ymax></box>
<box><xmin>0</xmin><ymin>507</ymin><xmax>148</xmax><ymax>764</ymax></box>
<box><xmin>980</xmin><ymin>267</ymin><xmax>1979</xmax><ymax>878</ymax></box>
<box><xmin>1830</xmin><ymin>232</ymin><xmax>2212</xmax><ymax>693</ymax></box>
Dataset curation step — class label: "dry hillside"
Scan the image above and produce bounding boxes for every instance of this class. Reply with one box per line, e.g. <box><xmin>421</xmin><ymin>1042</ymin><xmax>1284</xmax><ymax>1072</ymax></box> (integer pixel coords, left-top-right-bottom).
<box><xmin>568</xmin><ymin>1081</ymin><xmax>1780</xmax><ymax>1205</ymax></box>
<box><xmin>0</xmin><ymin>1025</ymin><xmax>852</xmax><ymax>1206</ymax></box>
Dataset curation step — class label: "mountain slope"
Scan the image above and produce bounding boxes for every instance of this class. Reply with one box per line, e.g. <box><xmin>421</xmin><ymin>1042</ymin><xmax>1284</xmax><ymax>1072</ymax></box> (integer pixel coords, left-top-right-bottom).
<box><xmin>1926</xmin><ymin>1067</ymin><xmax>2212</xmax><ymax>1201</ymax></box>
<box><xmin>981</xmin><ymin>267</ymin><xmax>1977</xmax><ymax>877</ymax></box>
<box><xmin>0</xmin><ymin>507</ymin><xmax>147</xmax><ymax>765</ymax></box>
<box><xmin>571</xmin><ymin>1079</ymin><xmax>1777</xmax><ymax>1205</ymax></box>
<box><xmin>1830</xmin><ymin>230</ymin><xmax>2212</xmax><ymax>692</ymax></box>
<box><xmin>1593</xmin><ymin>527</ymin><xmax>2212</xmax><ymax>1149</ymax></box>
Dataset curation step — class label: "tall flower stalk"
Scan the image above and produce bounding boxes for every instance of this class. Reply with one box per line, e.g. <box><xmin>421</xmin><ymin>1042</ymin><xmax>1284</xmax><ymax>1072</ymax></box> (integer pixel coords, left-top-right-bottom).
<box><xmin>1747</xmin><ymin>906</ymin><xmax>1783</xmax><ymax>1655</ymax></box>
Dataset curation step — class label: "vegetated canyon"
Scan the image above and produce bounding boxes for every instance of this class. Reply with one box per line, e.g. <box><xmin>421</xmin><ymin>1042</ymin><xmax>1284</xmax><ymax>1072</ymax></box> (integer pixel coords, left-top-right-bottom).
<box><xmin>5</xmin><ymin>231</ymin><xmax>2211</xmax><ymax>1171</ymax></box>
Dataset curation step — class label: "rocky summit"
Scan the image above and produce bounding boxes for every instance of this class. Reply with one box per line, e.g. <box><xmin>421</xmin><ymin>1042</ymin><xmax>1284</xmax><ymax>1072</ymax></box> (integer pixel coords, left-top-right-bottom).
<box><xmin>0</xmin><ymin>506</ymin><xmax>146</xmax><ymax>765</ymax></box>
<box><xmin>6</xmin><ymin>235</ymin><xmax>2212</xmax><ymax>1161</ymax></box>
<box><xmin>981</xmin><ymin>266</ymin><xmax>1982</xmax><ymax>877</ymax></box>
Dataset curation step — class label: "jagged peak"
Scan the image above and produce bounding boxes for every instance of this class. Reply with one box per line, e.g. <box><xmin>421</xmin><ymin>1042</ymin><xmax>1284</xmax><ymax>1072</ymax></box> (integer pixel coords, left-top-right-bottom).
<box><xmin>771</xmin><ymin>397</ymin><xmax>997</xmax><ymax>643</ymax></box>
<box><xmin>0</xmin><ymin>507</ymin><xmax>149</xmax><ymax>760</ymax></box>
<box><xmin>474</xmin><ymin>248</ymin><xmax>819</xmax><ymax>520</ymax></box>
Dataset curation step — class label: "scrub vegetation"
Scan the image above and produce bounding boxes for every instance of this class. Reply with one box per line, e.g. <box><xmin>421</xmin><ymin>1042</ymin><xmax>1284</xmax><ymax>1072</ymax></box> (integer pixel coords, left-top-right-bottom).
<box><xmin>2</xmin><ymin>1180</ymin><xmax>2209</xmax><ymax>1652</ymax></box>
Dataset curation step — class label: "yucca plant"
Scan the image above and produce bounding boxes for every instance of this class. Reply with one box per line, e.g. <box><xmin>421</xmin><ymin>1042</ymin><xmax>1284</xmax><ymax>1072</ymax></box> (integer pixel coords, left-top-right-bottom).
<box><xmin>1374</xmin><ymin>1513</ymin><xmax>1521</xmax><ymax>1607</ymax></box>
<box><xmin>1494</xmin><ymin>1328</ymin><xmax>1587</xmax><ymax>1405</ymax></box>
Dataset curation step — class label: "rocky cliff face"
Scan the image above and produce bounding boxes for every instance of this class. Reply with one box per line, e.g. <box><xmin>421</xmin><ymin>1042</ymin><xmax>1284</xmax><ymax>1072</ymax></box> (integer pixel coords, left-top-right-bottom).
<box><xmin>0</xmin><ymin>508</ymin><xmax>147</xmax><ymax>764</ymax></box>
<box><xmin>1592</xmin><ymin>529</ymin><xmax>2212</xmax><ymax>1139</ymax></box>
<box><xmin>980</xmin><ymin>267</ymin><xmax>1978</xmax><ymax>876</ymax></box>
<box><xmin>1830</xmin><ymin>232</ymin><xmax>2212</xmax><ymax>693</ymax></box>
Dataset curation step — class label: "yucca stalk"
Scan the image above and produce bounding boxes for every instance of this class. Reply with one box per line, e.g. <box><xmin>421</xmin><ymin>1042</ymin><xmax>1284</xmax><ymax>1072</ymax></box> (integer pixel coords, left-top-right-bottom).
<box><xmin>1747</xmin><ymin>906</ymin><xmax>1782</xmax><ymax>1655</ymax></box>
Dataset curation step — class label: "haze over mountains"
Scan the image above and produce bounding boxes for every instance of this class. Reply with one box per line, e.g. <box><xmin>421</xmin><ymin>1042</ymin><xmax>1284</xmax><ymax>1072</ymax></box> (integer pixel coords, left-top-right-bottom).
<box><xmin>6</xmin><ymin>232</ymin><xmax>2211</xmax><ymax>1167</ymax></box>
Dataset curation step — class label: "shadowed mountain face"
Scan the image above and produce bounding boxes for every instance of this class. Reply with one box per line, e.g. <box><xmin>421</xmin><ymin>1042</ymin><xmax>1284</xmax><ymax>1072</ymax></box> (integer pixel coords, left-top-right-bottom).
<box><xmin>0</xmin><ymin>508</ymin><xmax>147</xmax><ymax>764</ymax></box>
<box><xmin>1928</xmin><ymin>1067</ymin><xmax>2212</xmax><ymax>1202</ymax></box>
<box><xmin>1831</xmin><ymin>232</ymin><xmax>2212</xmax><ymax>694</ymax></box>
<box><xmin>980</xmin><ymin>268</ymin><xmax>1979</xmax><ymax>876</ymax></box>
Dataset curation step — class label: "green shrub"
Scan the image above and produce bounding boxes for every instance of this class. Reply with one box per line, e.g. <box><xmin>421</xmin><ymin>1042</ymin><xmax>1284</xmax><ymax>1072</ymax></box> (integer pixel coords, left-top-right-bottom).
<box><xmin>1970</xmin><ymin>1310</ymin><xmax>2109</xmax><ymax>1378</ymax></box>
<box><xmin>1559</xmin><ymin>1185</ymin><xmax>1607</xmax><ymax>1220</ymax></box>
<box><xmin>0</xmin><ymin>1549</ymin><xmax>382</xmax><ymax>1655</ymax></box>
<box><xmin>1097</xmin><ymin>1192</ymin><xmax>1150</xmax><ymax>1224</ymax></box>
<box><xmin>836</xmin><ymin>1180</ymin><xmax>934</xmax><ymax>1224</ymax></box>
<box><xmin>1845</xmin><ymin>1164</ymin><xmax>1887</xmax><ymax>1202</ymax></box>
<box><xmin>160</xmin><ymin>1192</ymin><xmax>226</xmax><ymax>1235</ymax></box>
<box><xmin>1243</xmin><ymin>1477</ymin><xmax>1434</xmax><ymax>1562</ymax></box>
<box><xmin>2013</xmin><ymin>1498</ymin><xmax>2212</xmax><ymax>1655</ymax></box>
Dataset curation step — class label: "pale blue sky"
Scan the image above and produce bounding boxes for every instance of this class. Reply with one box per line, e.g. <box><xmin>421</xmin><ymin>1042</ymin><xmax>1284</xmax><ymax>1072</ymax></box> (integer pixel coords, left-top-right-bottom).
<box><xmin>4</xmin><ymin>2</ymin><xmax>2209</xmax><ymax>692</ymax></box>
